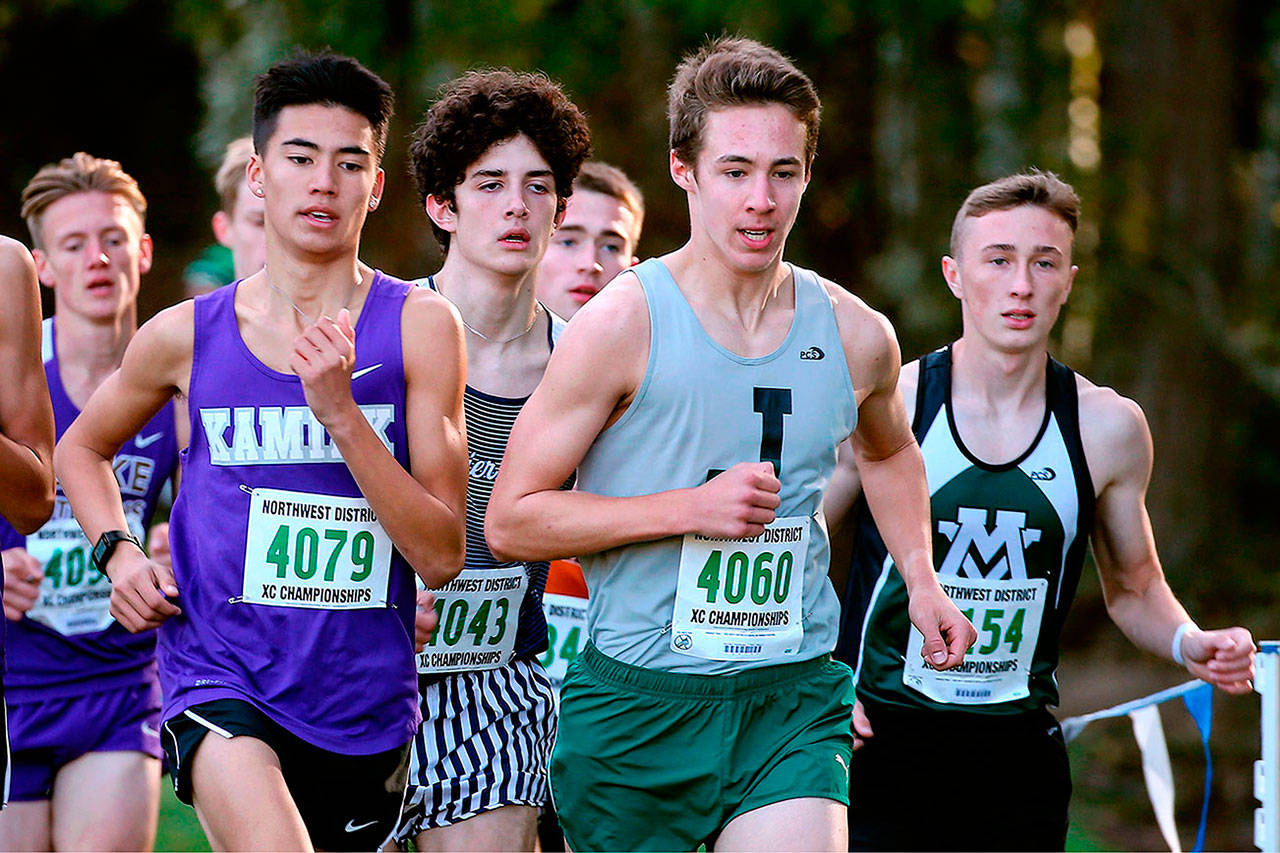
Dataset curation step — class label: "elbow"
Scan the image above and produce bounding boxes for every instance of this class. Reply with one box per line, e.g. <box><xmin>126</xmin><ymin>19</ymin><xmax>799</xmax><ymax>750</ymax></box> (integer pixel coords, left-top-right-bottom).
<box><xmin>407</xmin><ymin>522</ymin><xmax>465</xmax><ymax>589</ymax></box>
<box><xmin>7</xmin><ymin>462</ymin><xmax>55</xmax><ymax>535</ymax></box>
<box><xmin>484</xmin><ymin>505</ymin><xmax>527</xmax><ymax>563</ymax></box>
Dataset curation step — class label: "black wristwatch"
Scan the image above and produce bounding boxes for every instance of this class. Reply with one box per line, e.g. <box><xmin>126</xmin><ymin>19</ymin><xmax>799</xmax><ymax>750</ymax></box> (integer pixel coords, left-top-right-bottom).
<box><xmin>90</xmin><ymin>530</ymin><xmax>145</xmax><ymax>578</ymax></box>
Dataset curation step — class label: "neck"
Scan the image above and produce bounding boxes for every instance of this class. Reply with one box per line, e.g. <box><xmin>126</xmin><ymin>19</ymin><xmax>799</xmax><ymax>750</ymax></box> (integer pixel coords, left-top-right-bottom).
<box><xmin>52</xmin><ymin>306</ymin><xmax>137</xmax><ymax>407</ymax></box>
<box><xmin>665</xmin><ymin>237</ymin><xmax>791</xmax><ymax>327</ymax></box>
<box><xmin>260</xmin><ymin>246</ymin><xmax>367</xmax><ymax>323</ymax></box>
<box><xmin>949</xmin><ymin>337</ymin><xmax>1048</xmax><ymax>411</ymax></box>
<box><xmin>432</xmin><ymin>252</ymin><xmax>539</xmax><ymax>342</ymax></box>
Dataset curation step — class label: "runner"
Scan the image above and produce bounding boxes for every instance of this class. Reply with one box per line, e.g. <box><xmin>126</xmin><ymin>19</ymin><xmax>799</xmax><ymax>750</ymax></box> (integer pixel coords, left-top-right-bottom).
<box><xmin>0</xmin><ymin>153</ymin><xmax>179</xmax><ymax>850</ymax></box>
<box><xmin>830</xmin><ymin>170</ymin><xmax>1256</xmax><ymax>851</ymax></box>
<box><xmin>533</xmin><ymin>158</ymin><xmax>644</xmax><ymax>852</ymax></box>
<box><xmin>487</xmin><ymin>37</ymin><xmax>975</xmax><ymax>852</ymax></box>
<box><xmin>391</xmin><ymin>67</ymin><xmax>590</xmax><ymax>852</ymax></box>
<box><xmin>0</xmin><ymin>236</ymin><xmax>56</xmax><ymax>812</ymax></box>
<box><xmin>535</xmin><ymin>160</ymin><xmax>643</xmax><ymax>321</ymax></box>
<box><xmin>186</xmin><ymin>136</ymin><xmax>268</xmax><ymax>299</ymax></box>
<box><xmin>54</xmin><ymin>52</ymin><xmax>468</xmax><ymax>851</ymax></box>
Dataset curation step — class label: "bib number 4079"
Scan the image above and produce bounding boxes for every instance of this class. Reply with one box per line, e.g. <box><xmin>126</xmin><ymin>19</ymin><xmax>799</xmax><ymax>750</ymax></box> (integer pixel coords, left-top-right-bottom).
<box><xmin>264</xmin><ymin>524</ymin><xmax>374</xmax><ymax>583</ymax></box>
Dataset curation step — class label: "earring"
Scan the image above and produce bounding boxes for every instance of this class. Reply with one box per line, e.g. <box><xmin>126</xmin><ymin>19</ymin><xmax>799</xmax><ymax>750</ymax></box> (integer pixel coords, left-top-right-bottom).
<box><xmin>368</xmin><ymin>198</ymin><xmax>379</xmax><ymax>210</ymax></box>
<box><xmin>252</xmin><ymin>186</ymin><xmax>264</xmax><ymax>197</ymax></box>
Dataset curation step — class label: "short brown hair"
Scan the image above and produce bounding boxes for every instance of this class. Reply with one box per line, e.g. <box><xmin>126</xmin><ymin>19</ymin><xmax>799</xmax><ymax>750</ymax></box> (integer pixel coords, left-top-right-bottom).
<box><xmin>950</xmin><ymin>170</ymin><xmax>1080</xmax><ymax>257</ymax></box>
<box><xmin>215</xmin><ymin>137</ymin><xmax>255</xmax><ymax>215</ymax></box>
<box><xmin>668</xmin><ymin>37</ymin><xmax>821</xmax><ymax>170</ymax></box>
<box><xmin>575</xmin><ymin>161</ymin><xmax>644</xmax><ymax>245</ymax></box>
<box><xmin>409</xmin><ymin>68</ymin><xmax>592</xmax><ymax>252</ymax></box>
<box><xmin>21</xmin><ymin>152</ymin><xmax>147</xmax><ymax>248</ymax></box>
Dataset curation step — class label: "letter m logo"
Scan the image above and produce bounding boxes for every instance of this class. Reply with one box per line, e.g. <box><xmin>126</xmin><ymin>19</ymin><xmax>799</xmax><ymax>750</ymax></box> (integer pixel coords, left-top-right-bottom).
<box><xmin>936</xmin><ymin>506</ymin><xmax>1041</xmax><ymax>580</ymax></box>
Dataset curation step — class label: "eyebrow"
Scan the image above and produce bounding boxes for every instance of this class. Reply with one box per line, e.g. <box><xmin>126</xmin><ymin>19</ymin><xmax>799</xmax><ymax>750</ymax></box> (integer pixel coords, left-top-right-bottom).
<box><xmin>714</xmin><ymin>154</ymin><xmax>804</xmax><ymax>168</ymax></box>
<box><xmin>981</xmin><ymin>243</ymin><xmax>1064</xmax><ymax>255</ymax></box>
<box><xmin>470</xmin><ymin>167</ymin><xmax>555</xmax><ymax>179</ymax></box>
<box><xmin>281</xmin><ymin>138</ymin><xmax>371</xmax><ymax>157</ymax></box>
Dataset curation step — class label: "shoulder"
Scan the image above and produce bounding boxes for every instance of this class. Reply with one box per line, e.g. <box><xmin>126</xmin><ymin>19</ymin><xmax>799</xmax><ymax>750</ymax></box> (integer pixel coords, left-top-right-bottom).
<box><xmin>402</xmin><ymin>284</ymin><xmax>464</xmax><ymax>336</ymax></box>
<box><xmin>1075</xmin><ymin>373</ymin><xmax>1153</xmax><ymax>489</ymax></box>
<box><xmin>816</xmin><ymin>275</ymin><xmax>899</xmax><ymax>391</ymax></box>
<box><xmin>0</xmin><ymin>236</ymin><xmax>35</xmax><ymax>276</ymax></box>
<box><xmin>122</xmin><ymin>300</ymin><xmax>196</xmax><ymax>386</ymax></box>
<box><xmin>561</xmin><ymin>269</ymin><xmax>649</xmax><ymax>346</ymax></box>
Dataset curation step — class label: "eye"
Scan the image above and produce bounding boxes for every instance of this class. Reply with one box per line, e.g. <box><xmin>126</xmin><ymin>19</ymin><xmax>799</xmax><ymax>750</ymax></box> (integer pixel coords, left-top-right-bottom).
<box><xmin>600</xmin><ymin>242</ymin><xmax>623</xmax><ymax>255</ymax></box>
<box><xmin>1035</xmin><ymin>259</ymin><xmax>1056</xmax><ymax>269</ymax></box>
<box><xmin>990</xmin><ymin>257</ymin><xmax>1009</xmax><ymax>266</ymax></box>
<box><xmin>528</xmin><ymin>181</ymin><xmax>552</xmax><ymax>195</ymax></box>
<box><xmin>287</xmin><ymin>154</ymin><xmax>311</xmax><ymax>165</ymax></box>
<box><xmin>555</xmin><ymin>236</ymin><xmax>578</xmax><ymax>248</ymax></box>
<box><xmin>479</xmin><ymin>181</ymin><xmax>501</xmax><ymax>192</ymax></box>
<box><xmin>725</xmin><ymin>169</ymin><xmax>746</xmax><ymax>179</ymax></box>
<box><xmin>339</xmin><ymin>161</ymin><xmax>364</xmax><ymax>172</ymax></box>
<box><xmin>774</xmin><ymin>169</ymin><xmax>797</xmax><ymax>180</ymax></box>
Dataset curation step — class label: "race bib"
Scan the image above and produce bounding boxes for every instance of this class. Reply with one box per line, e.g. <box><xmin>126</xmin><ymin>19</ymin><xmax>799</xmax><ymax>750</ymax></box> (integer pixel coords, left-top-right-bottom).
<box><xmin>903</xmin><ymin>576</ymin><xmax>1048</xmax><ymax>704</ymax></box>
<box><xmin>670</xmin><ymin>516</ymin><xmax>808</xmax><ymax>661</ymax></box>
<box><xmin>241</xmin><ymin>487</ymin><xmax>392</xmax><ymax>609</ymax></box>
<box><xmin>24</xmin><ymin>499</ymin><xmax>141</xmax><ymax>635</ymax></box>
<box><xmin>417</xmin><ymin>566</ymin><xmax>527</xmax><ymax>674</ymax></box>
<box><xmin>540</xmin><ymin>591</ymin><xmax>587</xmax><ymax>693</ymax></box>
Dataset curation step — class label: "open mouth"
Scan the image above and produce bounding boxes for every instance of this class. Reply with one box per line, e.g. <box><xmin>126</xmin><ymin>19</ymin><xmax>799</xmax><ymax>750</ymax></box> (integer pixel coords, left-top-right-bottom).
<box><xmin>500</xmin><ymin>229</ymin><xmax>531</xmax><ymax>247</ymax></box>
<box><xmin>739</xmin><ymin>228</ymin><xmax>772</xmax><ymax>248</ymax></box>
<box><xmin>302</xmin><ymin>209</ymin><xmax>337</xmax><ymax>224</ymax></box>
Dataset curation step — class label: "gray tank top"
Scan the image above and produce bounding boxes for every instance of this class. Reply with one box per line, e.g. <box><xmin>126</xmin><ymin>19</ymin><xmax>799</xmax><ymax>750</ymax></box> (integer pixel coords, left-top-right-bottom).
<box><xmin>577</xmin><ymin>258</ymin><xmax>857</xmax><ymax>673</ymax></box>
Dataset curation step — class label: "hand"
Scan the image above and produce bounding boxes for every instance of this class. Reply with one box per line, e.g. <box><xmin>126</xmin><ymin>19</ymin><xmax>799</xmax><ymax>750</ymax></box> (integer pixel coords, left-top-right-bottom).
<box><xmin>1181</xmin><ymin>626</ymin><xmax>1255</xmax><ymax>694</ymax></box>
<box><xmin>107</xmin><ymin>544</ymin><xmax>181</xmax><ymax>632</ymax></box>
<box><xmin>148</xmin><ymin>522</ymin><xmax>171</xmax><ymax>570</ymax></box>
<box><xmin>684</xmin><ymin>461</ymin><xmax>781</xmax><ymax>539</ymax></box>
<box><xmin>906</xmin><ymin>579</ymin><xmax>977</xmax><ymax>671</ymax></box>
<box><xmin>2</xmin><ymin>547</ymin><xmax>43</xmax><ymax>621</ymax></box>
<box><xmin>852</xmin><ymin>698</ymin><xmax>874</xmax><ymax>751</ymax></box>
<box><xmin>413</xmin><ymin>588</ymin><xmax>439</xmax><ymax>653</ymax></box>
<box><xmin>291</xmin><ymin>308</ymin><xmax>357</xmax><ymax>426</ymax></box>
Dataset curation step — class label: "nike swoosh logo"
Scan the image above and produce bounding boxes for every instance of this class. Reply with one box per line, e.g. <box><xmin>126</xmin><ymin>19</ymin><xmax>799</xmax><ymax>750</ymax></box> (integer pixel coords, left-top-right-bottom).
<box><xmin>134</xmin><ymin>433</ymin><xmax>164</xmax><ymax>448</ymax></box>
<box><xmin>351</xmin><ymin>363</ymin><xmax>383</xmax><ymax>381</ymax></box>
<box><xmin>345</xmin><ymin>819</ymin><xmax>378</xmax><ymax>833</ymax></box>
<box><xmin>141</xmin><ymin>722</ymin><xmax>160</xmax><ymax>738</ymax></box>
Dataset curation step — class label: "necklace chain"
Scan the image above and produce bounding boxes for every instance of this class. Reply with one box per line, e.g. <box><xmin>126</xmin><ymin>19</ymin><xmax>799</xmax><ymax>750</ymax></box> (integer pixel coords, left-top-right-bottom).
<box><xmin>264</xmin><ymin>266</ymin><xmax>363</xmax><ymax>327</ymax></box>
<box><xmin>431</xmin><ymin>276</ymin><xmax>542</xmax><ymax>344</ymax></box>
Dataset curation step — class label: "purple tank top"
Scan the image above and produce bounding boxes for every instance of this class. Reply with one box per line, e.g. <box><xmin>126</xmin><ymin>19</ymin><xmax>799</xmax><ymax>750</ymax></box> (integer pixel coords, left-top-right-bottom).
<box><xmin>0</xmin><ymin>318</ymin><xmax>178</xmax><ymax>700</ymax></box>
<box><xmin>163</xmin><ymin>273</ymin><xmax>420</xmax><ymax>754</ymax></box>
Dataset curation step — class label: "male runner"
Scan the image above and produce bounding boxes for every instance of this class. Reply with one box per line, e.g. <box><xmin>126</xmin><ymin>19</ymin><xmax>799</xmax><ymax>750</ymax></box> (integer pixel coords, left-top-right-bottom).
<box><xmin>829</xmin><ymin>171</ymin><xmax>1256</xmax><ymax>851</ymax></box>
<box><xmin>0</xmin><ymin>153</ymin><xmax>180</xmax><ymax>850</ymax></box>
<box><xmin>0</xmin><ymin>236</ymin><xmax>56</xmax><ymax>812</ymax></box>
<box><xmin>392</xmin><ymin>68</ymin><xmax>590</xmax><ymax>852</ymax></box>
<box><xmin>0</xmin><ymin>237</ymin><xmax>54</xmax><ymax>536</ymax></box>
<box><xmin>55</xmin><ymin>52</ymin><xmax>467</xmax><ymax>851</ymax></box>
<box><xmin>487</xmin><ymin>37</ymin><xmax>975</xmax><ymax>852</ymax></box>
<box><xmin>183</xmin><ymin>136</ymin><xmax>267</xmax><ymax>298</ymax></box>
<box><xmin>535</xmin><ymin>160</ymin><xmax>643</xmax><ymax>321</ymax></box>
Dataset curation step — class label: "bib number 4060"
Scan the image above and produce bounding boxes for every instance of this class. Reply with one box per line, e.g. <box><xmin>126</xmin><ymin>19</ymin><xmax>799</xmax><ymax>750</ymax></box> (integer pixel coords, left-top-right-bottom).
<box><xmin>696</xmin><ymin>549</ymin><xmax>793</xmax><ymax>605</ymax></box>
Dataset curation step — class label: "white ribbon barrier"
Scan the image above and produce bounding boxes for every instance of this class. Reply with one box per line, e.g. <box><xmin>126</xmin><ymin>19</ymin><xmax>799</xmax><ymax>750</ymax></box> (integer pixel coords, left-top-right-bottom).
<box><xmin>1256</xmin><ymin>641</ymin><xmax>1279</xmax><ymax>853</ymax></box>
<box><xmin>1062</xmin><ymin>679</ymin><xmax>1213</xmax><ymax>853</ymax></box>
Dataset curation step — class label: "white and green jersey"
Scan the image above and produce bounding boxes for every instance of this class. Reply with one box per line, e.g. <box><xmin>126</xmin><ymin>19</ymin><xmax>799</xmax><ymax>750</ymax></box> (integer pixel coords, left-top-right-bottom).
<box><xmin>841</xmin><ymin>346</ymin><xmax>1095</xmax><ymax>714</ymax></box>
<box><xmin>577</xmin><ymin>258</ymin><xmax>857</xmax><ymax>674</ymax></box>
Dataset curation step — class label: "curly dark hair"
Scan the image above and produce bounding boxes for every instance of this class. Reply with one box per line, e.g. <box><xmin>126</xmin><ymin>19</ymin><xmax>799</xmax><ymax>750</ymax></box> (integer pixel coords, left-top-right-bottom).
<box><xmin>409</xmin><ymin>69</ymin><xmax>592</xmax><ymax>251</ymax></box>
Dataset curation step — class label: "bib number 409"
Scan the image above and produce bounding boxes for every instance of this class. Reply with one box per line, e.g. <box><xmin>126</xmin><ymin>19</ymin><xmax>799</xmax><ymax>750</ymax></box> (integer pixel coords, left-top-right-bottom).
<box><xmin>696</xmin><ymin>549</ymin><xmax>793</xmax><ymax>605</ymax></box>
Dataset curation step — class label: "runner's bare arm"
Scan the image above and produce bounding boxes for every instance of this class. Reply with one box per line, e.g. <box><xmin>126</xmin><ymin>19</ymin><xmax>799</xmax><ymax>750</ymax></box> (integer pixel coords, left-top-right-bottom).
<box><xmin>55</xmin><ymin>303</ymin><xmax>193</xmax><ymax>630</ymax></box>
<box><xmin>488</xmin><ymin>275</ymin><xmax>781</xmax><ymax>562</ymax></box>
<box><xmin>296</xmin><ymin>288</ymin><xmax>467</xmax><ymax>588</ymax></box>
<box><xmin>0</xmin><ymin>238</ymin><xmax>55</xmax><ymax>533</ymax></box>
<box><xmin>1083</xmin><ymin>383</ymin><xmax>1255</xmax><ymax>693</ymax></box>
<box><xmin>823</xmin><ymin>438</ymin><xmax>862</xmax><ymax>595</ymax></box>
<box><xmin>828</xmin><ymin>284</ymin><xmax>975</xmax><ymax>669</ymax></box>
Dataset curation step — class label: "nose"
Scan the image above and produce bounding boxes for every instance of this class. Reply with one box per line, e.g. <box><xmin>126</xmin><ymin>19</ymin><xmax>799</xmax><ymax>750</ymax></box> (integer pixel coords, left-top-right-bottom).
<box><xmin>88</xmin><ymin>239</ymin><xmax>109</xmax><ymax>267</ymax></box>
<box><xmin>310</xmin><ymin>165</ymin><xmax>338</xmax><ymax>196</ymax></box>
<box><xmin>578</xmin><ymin>243</ymin><xmax>603</xmax><ymax>275</ymax></box>
<box><xmin>505</xmin><ymin>186</ymin><xmax>529</xmax><ymax>219</ymax></box>
<box><xmin>1011</xmin><ymin>262</ymin><xmax>1034</xmax><ymax>296</ymax></box>
<box><xmin>745</xmin><ymin>173</ymin><xmax>775</xmax><ymax>213</ymax></box>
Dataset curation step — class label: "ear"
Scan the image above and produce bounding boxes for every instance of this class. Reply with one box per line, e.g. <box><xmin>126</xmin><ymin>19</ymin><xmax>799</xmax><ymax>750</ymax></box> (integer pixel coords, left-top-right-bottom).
<box><xmin>553</xmin><ymin>201</ymin><xmax>567</xmax><ymax>230</ymax></box>
<box><xmin>137</xmin><ymin>233</ymin><xmax>154</xmax><ymax>276</ymax></box>
<box><xmin>368</xmin><ymin>168</ymin><xmax>386</xmax><ymax>210</ymax></box>
<box><xmin>246</xmin><ymin>154</ymin><xmax>265</xmax><ymax>199</ymax></box>
<box><xmin>212</xmin><ymin>211</ymin><xmax>231</xmax><ymax>247</ymax></box>
<box><xmin>31</xmin><ymin>248</ymin><xmax>54</xmax><ymax>291</ymax></box>
<box><xmin>941</xmin><ymin>255</ymin><xmax>962</xmax><ymax>300</ymax></box>
<box><xmin>670</xmin><ymin>149</ymin><xmax>696</xmax><ymax>193</ymax></box>
<box><xmin>1061</xmin><ymin>263</ymin><xmax>1078</xmax><ymax>305</ymax></box>
<box><xmin>425</xmin><ymin>194</ymin><xmax>458</xmax><ymax>234</ymax></box>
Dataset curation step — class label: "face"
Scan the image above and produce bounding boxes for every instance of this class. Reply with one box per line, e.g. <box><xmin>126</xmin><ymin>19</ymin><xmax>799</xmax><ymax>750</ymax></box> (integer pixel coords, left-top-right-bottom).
<box><xmin>213</xmin><ymin>180</ymin><xmax>267</xmax><ymax>279</ymax></box>
<box><xmin>942</xmin><ymin>204</ymin><xmax>1078</xmax><ymax>354</ymax></box>
<box><xmin>671</xmin><ymin>103</ymin><xmax>810</xmax><ymax>275</ymax></box>
<box><xmin>248</xmin><ymin>103</ymin><xmax>384</xmax><ymax>261</ymax></box>
<box><xmin>536</xmin><ymin>189</ymin><xmax>638</xmax><ymax>318</ymax></box>
<box><xmin>427</xmin><ymin>134</ymin><xmax>561</xmax><ymax>278</ymax></box>
<box><xmin>33</xmin><ymin>190</ymin><xmax>152</xmax><ymax>322</ymax></box>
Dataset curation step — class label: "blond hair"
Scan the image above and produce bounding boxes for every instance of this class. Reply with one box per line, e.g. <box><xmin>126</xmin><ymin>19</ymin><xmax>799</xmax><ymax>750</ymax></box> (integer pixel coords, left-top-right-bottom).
<box><xmin>950</xmin><ymin>170</ymin><xmax>1080</xmax><ymax>257</ymax></box>
<box><xmin>575</xmin><ymin>161</ymin><xmax>645</xmax><ymax>244</ymax></box>
<box><xmin>21</xmin><ymin>152</ymin><xmax>146</xmax><ymax>248</ymax></box>
<box><xmin>215</xmin><ymin>137</ymin><xmax>255</xmax><ymax>215</ymax></box>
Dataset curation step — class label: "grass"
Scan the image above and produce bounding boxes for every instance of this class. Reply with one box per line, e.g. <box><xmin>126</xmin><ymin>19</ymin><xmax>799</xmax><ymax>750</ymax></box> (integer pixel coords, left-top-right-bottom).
<box><xmin>155</xmin><ymin>784</ymin><xmax>210</xmax><ymax>852</ymax></box>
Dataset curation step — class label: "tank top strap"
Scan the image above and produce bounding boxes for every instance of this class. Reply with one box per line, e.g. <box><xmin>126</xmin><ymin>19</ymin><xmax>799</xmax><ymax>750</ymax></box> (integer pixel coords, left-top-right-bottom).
<box><xmin>1045</xmin><ymin>354</ymin><xmax>1096</xmax><ymax>536</ymax></box>
<box><xmin>913</xmin><ymin>346</ymin><xmax>952</xmax><ymax>441</ymax></box>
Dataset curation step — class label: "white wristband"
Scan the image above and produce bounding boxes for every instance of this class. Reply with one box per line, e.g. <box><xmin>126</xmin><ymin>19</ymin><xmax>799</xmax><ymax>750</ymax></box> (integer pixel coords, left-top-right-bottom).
<box><xmin>1171</xmin><ymin>621</ymin><xmax>1196</xmax><ymax>666</ymax></box>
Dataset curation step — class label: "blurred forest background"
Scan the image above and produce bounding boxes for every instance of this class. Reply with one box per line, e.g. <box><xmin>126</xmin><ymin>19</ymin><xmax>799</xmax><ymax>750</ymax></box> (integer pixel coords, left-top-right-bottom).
<box><xmin>1</xmin><ymin>0</ymin><xmax>1277</xmax><ymax>848</ymax></box>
